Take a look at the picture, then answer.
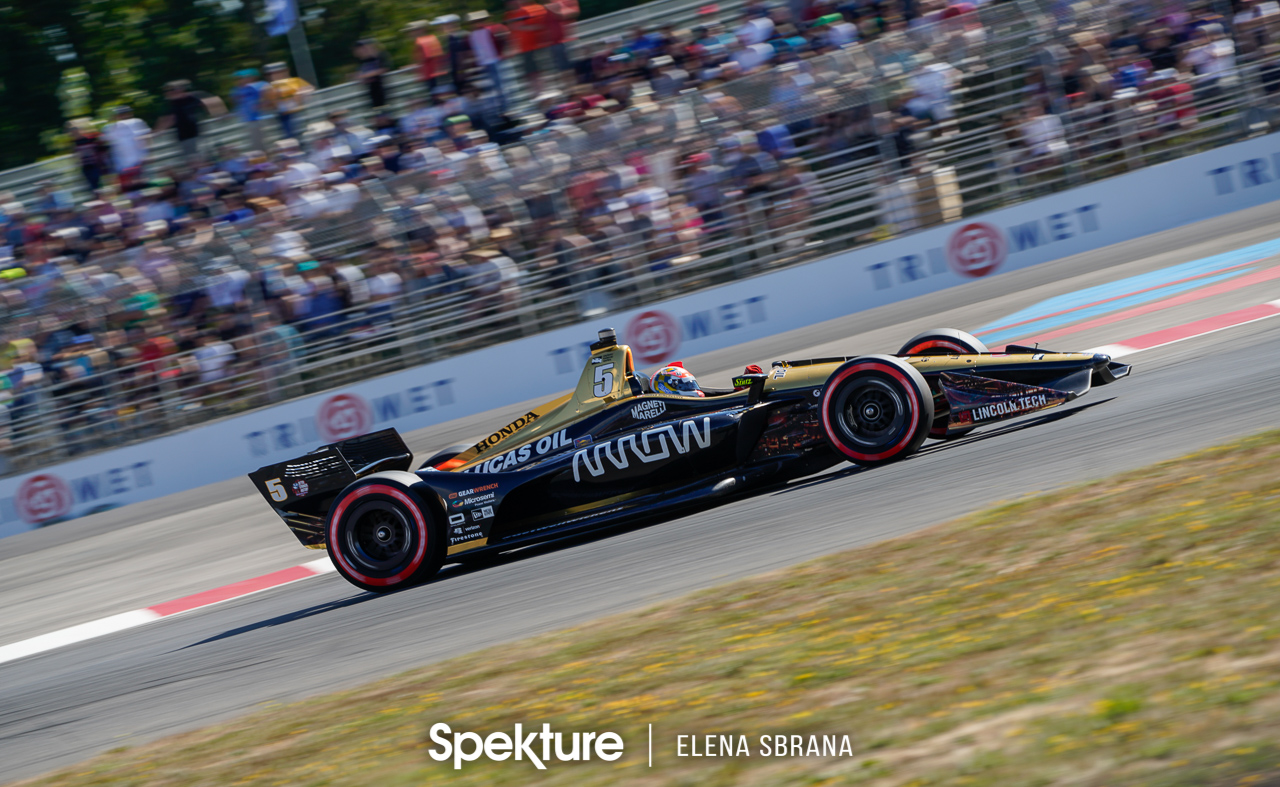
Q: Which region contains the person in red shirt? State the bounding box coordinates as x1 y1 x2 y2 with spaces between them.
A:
546 0 579 79
406 20 447 94
506 0 551 95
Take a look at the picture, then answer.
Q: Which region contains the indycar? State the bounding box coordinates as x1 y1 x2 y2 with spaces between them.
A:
251 327 1130 592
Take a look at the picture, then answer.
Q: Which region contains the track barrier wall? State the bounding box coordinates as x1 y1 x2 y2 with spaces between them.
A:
4 131 1280 538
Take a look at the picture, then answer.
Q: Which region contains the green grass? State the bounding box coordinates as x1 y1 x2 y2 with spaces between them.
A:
15 430 1280 787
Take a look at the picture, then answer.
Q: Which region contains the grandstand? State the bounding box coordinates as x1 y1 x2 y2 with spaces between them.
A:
0 0 753 205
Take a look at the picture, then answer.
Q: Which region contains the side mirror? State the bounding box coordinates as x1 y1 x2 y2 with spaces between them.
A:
731 373 768 405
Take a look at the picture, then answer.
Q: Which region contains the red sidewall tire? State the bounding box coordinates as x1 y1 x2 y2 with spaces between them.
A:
820 355 934 466
328 481 438 592
897 328 989 357
897 329 986 439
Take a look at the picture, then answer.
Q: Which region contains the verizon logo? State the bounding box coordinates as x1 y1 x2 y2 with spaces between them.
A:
572 417 712 482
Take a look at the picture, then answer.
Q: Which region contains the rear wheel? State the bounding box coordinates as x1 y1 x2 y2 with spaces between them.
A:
327 476 443 592
820 355 934 467
420 441 475 471
897 328 988 439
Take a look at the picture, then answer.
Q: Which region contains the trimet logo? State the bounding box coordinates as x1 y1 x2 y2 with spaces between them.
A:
626 310 681 364
946 222 1006 278
429 723 624 770
316 393 373 442
16 473 72 524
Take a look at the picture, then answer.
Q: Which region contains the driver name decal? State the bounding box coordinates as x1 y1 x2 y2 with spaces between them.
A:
572 417 712 482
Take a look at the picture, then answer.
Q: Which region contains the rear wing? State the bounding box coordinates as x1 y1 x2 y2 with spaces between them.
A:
248 429 413 547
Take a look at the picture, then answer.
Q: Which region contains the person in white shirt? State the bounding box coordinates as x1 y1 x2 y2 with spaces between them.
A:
401 98 446 142
103 106 150 190
193 334 235 387
828 20 859 47
467 11 508 111
333 263 370 305
368 264 404 300
1020 102 1068 167
909 58 961 122
734 15 774 45
206 263 251 309
732 42 774 73
1235 0 1280 51
1184 22 1236 97
877 168 919 233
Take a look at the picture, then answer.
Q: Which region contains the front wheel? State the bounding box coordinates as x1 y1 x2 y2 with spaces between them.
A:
897 327 989 357
897 328 988 439
820 355 934 467
327 475 443 593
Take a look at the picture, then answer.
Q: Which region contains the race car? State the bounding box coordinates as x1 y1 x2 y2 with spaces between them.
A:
250 327 1130 592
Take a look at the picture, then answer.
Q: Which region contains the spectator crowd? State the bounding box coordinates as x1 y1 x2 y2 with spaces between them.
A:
2 0 1276 472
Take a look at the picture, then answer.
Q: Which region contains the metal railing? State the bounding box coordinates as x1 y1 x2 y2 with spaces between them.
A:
6 46 1279 476
0 0 1140 205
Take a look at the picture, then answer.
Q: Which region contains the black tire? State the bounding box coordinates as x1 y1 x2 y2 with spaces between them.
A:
326 473 444 593
897 329 988 440
820 354 934 467
420 441 475 471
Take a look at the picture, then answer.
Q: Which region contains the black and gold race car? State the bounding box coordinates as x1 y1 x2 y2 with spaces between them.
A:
251 327 1130 592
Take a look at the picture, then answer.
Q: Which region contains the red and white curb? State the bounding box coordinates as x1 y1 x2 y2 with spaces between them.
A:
0 558 334 666
4 300 1280 669
1086 299 1280 359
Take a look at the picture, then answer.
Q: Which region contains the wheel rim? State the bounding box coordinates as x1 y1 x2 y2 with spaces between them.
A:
344 501 413 573
834 377 906 449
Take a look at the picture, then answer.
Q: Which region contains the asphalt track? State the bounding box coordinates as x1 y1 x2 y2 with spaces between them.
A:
4 203 1280 782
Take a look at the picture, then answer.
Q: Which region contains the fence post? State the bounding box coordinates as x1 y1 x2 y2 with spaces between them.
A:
33 382 69 462
1114 90 1144 172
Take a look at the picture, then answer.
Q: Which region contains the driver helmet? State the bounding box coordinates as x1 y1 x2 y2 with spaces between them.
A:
652 363 704 397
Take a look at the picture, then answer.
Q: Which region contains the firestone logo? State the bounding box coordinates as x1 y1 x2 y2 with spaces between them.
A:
16 473 73 524
627 310 681 364
316 393 373 442
947 222 1006 278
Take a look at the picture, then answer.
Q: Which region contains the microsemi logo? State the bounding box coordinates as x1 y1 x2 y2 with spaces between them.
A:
428 723 624 770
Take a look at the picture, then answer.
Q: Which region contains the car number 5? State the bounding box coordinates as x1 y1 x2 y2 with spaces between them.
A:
593 362 615 398
266 478 287 502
